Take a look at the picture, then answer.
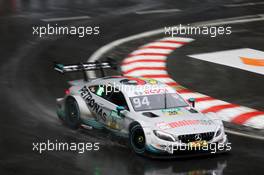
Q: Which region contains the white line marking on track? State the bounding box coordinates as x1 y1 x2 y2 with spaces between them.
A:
224 2 264 8
244 115 264 129
41 16 91 22
142 42 183 48
179 93 207 99
188 48 264 75
122 62 166 71
195 100 228 111
149 77 176 83
123 55 167 63
160 37 194 42
194 14 264 26
217 107 255 122
232 29 249 33
131 48 173 55
135 9 181 15
225 129 264 140
124 70 168 76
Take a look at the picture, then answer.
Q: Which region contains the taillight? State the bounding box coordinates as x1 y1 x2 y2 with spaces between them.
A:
65 89 70 95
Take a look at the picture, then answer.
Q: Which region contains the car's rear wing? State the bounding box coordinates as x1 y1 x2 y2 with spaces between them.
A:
54 58 117 81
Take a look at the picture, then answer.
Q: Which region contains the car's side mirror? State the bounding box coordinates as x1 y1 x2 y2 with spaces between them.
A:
188 98 196 108
116 106 125 116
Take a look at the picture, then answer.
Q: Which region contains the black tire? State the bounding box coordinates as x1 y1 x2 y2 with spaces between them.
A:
129 124 146 155
65 97 81 129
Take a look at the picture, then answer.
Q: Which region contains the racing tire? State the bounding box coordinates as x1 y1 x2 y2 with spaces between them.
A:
65 97 81 129
129 124 146 155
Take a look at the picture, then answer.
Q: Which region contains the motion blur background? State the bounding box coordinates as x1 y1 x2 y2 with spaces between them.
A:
0 0 264 175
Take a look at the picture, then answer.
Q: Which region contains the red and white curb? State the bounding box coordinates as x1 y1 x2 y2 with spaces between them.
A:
121 37 264 129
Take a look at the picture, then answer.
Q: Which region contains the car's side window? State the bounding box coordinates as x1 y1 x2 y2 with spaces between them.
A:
108 90 129 111
89 85 112 100
89 85 98 93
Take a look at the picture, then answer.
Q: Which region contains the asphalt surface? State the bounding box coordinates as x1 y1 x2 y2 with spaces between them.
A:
0 0 264 175
168 22 264 111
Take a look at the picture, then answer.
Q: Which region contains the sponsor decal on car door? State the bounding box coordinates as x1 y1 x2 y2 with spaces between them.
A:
79 85 108 123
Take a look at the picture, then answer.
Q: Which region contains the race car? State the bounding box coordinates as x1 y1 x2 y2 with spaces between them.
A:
54 60 230 156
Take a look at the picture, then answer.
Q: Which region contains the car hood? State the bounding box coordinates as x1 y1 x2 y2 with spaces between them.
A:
139 108 219 135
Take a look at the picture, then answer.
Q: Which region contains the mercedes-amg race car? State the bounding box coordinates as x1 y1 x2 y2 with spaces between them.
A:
54 61 230 157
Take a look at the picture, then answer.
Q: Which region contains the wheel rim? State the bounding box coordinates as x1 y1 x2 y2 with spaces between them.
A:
66 100 79 123
132 128 145 151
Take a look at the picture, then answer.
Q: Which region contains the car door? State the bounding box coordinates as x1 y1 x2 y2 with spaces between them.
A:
86 84 113 126
105 89 130 131
87 84 129 131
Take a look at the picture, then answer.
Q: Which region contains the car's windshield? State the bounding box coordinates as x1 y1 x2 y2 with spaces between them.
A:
130 93 188 111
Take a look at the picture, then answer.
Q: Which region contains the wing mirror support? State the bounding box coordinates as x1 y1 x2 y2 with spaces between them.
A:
188 98 196 108
116 106 125 116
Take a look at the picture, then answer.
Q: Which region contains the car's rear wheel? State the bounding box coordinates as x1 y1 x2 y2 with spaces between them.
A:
65 97 81 129
129 124 146 155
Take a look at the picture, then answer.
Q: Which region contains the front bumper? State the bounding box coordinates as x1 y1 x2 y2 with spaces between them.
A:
144 128 230 155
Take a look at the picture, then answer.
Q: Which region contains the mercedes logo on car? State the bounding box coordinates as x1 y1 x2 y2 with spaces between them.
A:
194 134 202 141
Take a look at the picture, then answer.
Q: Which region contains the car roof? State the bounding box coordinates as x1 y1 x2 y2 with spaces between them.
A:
88 76 177 97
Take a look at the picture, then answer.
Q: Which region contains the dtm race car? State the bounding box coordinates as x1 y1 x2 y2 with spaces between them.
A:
54 60 229 157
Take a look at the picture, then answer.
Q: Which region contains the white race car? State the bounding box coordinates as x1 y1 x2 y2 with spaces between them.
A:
54 61 230 157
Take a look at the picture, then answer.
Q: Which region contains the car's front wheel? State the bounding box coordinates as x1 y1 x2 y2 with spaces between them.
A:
65 97 81 129
129 124 146 155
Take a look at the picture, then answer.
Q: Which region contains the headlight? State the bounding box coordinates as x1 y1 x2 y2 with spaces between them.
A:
215 125 224 137
153 130 175 142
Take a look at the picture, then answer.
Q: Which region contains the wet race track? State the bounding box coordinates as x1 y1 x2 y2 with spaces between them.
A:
0 0 264 174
